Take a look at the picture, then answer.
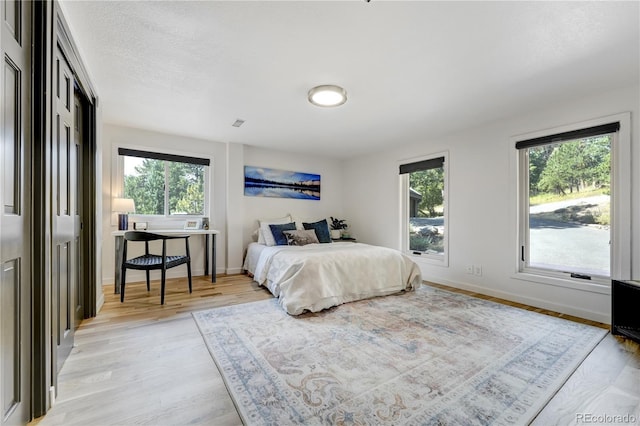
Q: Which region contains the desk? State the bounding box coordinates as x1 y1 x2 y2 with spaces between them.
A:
112 229 219 294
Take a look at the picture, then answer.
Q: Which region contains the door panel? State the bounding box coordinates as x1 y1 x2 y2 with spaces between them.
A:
51 47 77 378
0 0 31 424
3 60 18 215
1 260 19 419
73 93 83 326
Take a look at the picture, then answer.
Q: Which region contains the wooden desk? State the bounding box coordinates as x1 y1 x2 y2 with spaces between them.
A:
112 229 219 294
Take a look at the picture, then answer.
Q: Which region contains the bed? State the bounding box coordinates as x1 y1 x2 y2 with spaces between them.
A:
244 241 422 315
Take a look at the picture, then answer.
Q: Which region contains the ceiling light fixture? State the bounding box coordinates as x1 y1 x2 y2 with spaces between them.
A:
308 85 347 107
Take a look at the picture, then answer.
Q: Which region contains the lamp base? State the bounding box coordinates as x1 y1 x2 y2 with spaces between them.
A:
118 213 129 231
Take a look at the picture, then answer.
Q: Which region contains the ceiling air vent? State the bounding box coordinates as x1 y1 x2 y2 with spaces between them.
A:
232 119 245 128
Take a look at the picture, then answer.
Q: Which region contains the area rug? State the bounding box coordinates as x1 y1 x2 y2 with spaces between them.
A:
192 286 607 425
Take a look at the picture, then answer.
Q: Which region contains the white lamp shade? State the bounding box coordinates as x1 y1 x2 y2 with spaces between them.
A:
112 197 135 213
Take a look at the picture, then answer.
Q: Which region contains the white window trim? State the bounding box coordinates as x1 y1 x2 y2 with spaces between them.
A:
398 151 449 267
512 112 631 291
111 144 212 226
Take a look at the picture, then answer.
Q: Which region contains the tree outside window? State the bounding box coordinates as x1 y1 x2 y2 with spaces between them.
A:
519 127 615 279
409 167 444 254
400 155 447 259
123 155 206 216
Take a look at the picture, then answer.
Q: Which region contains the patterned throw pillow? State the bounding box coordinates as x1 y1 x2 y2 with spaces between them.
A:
302 219 331 243
269 222 297 246
283 229 320 246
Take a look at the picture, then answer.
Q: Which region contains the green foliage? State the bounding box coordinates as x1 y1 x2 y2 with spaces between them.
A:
410 234 444 253
409 167 444 217
168 162 205 214
123 157 205 216
529 188 607 206
530 136 610 197
330 217 347 230
528 144 554 194
526 135 611 227
124 158 165 215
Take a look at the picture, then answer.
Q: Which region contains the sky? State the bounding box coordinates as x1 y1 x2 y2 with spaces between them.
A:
244 166 320 184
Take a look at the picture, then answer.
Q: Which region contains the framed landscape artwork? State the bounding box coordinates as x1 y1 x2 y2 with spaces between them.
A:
244 166 321 200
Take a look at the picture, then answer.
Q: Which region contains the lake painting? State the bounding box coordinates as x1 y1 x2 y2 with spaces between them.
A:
244 166 321 200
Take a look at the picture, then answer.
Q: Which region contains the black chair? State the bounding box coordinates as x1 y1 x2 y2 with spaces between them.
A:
121 231 192 305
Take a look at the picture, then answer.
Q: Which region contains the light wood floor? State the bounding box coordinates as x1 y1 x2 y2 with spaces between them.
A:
30 275 639 426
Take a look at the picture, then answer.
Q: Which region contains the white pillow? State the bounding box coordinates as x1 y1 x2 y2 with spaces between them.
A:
258 215 292 246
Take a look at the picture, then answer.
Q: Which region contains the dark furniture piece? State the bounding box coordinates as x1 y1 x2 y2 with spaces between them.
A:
611 279 640 343
113 229 217 294
121 231 192 305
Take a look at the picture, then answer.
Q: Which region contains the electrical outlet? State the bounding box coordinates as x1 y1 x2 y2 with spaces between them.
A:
473 265 482 276
465 264 474 274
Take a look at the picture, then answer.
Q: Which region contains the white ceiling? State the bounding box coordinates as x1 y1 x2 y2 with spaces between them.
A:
60 1 639 159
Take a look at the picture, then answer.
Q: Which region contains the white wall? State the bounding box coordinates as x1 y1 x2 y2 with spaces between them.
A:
101 124 228 285
240 145 345 252
100 86 636 323
100 126 345 283
342 85 639 324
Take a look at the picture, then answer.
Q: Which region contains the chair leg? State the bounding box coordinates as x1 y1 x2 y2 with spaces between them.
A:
161 267 166 305
146 270 150 291
187 261 192 294
120 267 127 303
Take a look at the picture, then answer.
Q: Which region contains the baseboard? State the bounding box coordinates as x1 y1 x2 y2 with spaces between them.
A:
226 267 243 275
428 277 611 325
96 291 105 313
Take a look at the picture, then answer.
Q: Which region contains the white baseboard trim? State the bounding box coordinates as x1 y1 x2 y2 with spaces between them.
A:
96 291 105 313
225 267 243 275
427 277 611 325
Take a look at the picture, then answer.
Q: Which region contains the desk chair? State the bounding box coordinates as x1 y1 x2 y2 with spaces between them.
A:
121 231 192 305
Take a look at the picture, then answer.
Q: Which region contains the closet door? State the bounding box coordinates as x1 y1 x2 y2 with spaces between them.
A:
51 46 79 378
0 1 31 424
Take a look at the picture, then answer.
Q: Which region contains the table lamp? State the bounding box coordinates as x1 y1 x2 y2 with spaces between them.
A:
113 197 135 230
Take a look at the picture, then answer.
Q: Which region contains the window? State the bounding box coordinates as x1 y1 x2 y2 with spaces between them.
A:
118 148 209 216
400 153 447 263
517 122 619 280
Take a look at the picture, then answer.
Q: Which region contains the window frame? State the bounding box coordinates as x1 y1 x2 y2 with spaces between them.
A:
514 113 631 291
112 145 212 222
399 151 449 267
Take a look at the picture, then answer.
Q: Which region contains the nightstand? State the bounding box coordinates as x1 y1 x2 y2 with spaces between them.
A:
332 237 357 242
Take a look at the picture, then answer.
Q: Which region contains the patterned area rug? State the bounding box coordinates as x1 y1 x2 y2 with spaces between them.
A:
193 286 606 425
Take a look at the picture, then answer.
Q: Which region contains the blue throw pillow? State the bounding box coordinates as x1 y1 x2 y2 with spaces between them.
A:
269 222 297 246
303 219 331 243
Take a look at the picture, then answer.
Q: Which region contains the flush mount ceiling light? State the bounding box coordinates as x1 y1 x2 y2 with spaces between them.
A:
308 85 347 107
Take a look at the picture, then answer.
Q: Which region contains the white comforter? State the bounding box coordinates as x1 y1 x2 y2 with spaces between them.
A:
252 242 422 315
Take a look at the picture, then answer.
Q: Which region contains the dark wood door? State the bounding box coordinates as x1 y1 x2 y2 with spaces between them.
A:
73 90 84 327
0 1 31 424
51 46 79 377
